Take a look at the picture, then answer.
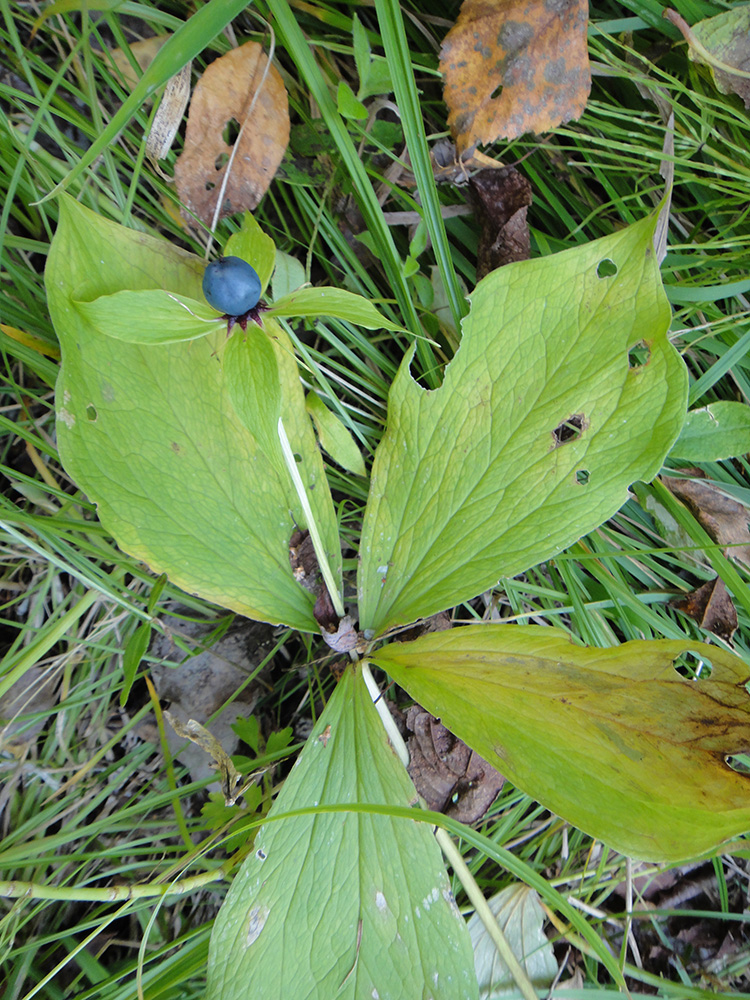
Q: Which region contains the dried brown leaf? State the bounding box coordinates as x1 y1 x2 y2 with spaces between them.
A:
440 0 591 151
468 165 532 277
175 42 289 227
672 576 738 642
406 705 504 823
664 475 750 568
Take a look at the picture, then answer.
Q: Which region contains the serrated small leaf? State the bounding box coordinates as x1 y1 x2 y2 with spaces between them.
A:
359 214 687 635
224 212 276 294
207 665 478 1000
337 79 368 120
372 625 750 861
671 401 750 462
306 391 366 476
267 286 403 330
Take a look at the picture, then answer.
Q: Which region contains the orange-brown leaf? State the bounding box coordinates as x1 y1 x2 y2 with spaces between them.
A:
440 0 591 151
175 42 289 227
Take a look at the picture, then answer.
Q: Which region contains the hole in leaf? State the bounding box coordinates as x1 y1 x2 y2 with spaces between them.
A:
552 413 586 447
215 152 229 171
223 117 241 146
205 181 215 191
293 453 303 464
597 258 618 278
725 753 750 776
673 650 713 681
575 469 589 485
86 404 97 421
628 340 651 369
490 84 503 101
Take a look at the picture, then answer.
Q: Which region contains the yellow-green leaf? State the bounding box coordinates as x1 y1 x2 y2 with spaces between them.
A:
371 625 750 861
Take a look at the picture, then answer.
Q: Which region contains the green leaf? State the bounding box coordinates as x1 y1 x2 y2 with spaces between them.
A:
224 326 283 476
371 625 750 862
121 622 151 706
306 391 367 476
271 250 306 300
207 664 478 1000
359 215 687 635
73 289 221 344
469 885 558 998
224 213 276 294
671 401 750 461
268 286 403 330
47 196 340 632
337 80 368 120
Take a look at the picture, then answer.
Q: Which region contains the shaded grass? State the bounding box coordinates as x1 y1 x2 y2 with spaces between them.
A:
2 0 750 996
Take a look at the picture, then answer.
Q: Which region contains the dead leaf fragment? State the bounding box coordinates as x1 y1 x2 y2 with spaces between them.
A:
664 475 750 568
406 705 504 822
165 712 243 804
665 7 750 109
440 0 591 151
175 42 289 226
672 576 738 643
468 165 532 278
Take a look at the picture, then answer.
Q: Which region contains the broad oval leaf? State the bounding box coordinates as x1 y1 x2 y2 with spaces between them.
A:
372 625 750 862
47 196 340 631
359 215 687 635
207 664 478 1000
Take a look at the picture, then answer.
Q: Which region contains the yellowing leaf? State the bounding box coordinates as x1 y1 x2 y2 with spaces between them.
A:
440 0 591 151
372 625 750 861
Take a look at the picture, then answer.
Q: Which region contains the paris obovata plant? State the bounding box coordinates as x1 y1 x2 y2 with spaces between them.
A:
47 196 750 1000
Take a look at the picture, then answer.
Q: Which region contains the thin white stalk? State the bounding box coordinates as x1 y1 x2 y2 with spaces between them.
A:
362 660 409 767
362 658 538 1000
276 416 344 618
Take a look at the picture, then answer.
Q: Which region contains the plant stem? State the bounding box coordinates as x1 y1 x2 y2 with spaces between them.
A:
276 416 344 618
362 660 409 767
435 828 541 1000
362 660 538 1000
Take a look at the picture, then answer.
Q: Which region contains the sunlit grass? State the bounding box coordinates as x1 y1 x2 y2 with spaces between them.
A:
2 0 750 996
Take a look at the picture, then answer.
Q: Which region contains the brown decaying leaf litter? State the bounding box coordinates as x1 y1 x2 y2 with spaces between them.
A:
440 0 592 150
175 41 290 227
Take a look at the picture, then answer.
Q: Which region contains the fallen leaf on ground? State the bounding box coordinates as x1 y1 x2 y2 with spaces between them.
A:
664 475 750 568
469 885 558 997
175 42 289 226
665 7 750 109
406 706 504 822
440 0 591 151
671 576 738 642
468 165 532 278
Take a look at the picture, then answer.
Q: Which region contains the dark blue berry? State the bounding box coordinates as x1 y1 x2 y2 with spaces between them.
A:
202 256 261 317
